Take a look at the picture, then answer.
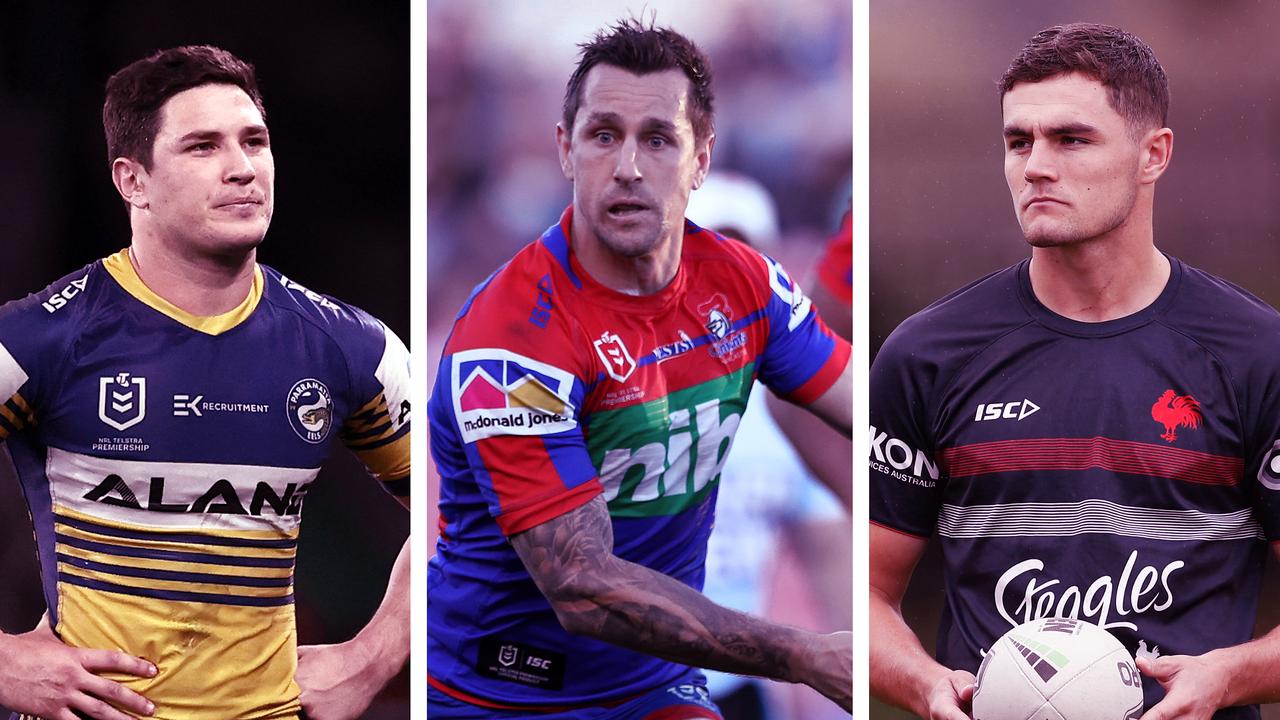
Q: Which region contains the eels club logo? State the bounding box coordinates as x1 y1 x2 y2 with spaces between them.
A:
287 378 333 444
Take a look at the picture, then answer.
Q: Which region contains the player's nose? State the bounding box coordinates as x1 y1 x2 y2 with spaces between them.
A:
1022 139 1057 183
612 137 642 183
224 146 257 185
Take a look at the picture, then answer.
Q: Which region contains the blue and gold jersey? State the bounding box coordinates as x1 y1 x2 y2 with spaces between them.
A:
0 250 410 719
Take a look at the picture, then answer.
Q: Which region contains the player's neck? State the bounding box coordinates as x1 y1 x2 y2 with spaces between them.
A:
571 226 682 296
127 236 257 317
1028 230 1169 323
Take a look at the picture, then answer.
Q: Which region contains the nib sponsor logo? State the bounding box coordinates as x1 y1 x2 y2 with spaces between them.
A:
452 349 577 443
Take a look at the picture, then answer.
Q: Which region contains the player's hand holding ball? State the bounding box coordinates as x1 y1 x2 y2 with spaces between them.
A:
926 668 977 720
1134 651 1229 720
972 617 1141 720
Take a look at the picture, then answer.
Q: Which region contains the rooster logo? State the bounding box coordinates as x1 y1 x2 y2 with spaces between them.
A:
1151 389 1202 443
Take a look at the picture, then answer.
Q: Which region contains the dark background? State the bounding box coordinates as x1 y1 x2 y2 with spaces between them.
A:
0 2 409 716
872 1 1280 718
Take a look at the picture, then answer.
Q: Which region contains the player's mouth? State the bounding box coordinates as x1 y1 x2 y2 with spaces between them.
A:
1024 196 1066 210
607 202 650 219
217 196 265 210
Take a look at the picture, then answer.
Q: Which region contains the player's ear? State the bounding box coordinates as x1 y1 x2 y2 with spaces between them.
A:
1137 127 1173 185
111 157 150 210
555 123 574 181
691 132 715 190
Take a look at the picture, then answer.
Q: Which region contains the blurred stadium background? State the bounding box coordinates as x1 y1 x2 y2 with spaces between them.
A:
427 0 851 717
0 2 408 716
873 1 1280 718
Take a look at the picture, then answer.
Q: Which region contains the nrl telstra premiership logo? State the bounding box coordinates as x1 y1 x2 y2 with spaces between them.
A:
593 331 636 382
99 372 146 431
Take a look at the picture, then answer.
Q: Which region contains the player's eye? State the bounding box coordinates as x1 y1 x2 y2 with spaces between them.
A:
1007 138 1030 151
594 131 615 144
245 137 269 150
647 135 667 149
188 142 216 153
1062 136 1088 145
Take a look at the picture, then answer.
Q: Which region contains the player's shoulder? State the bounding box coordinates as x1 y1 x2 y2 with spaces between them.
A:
259 263 393 353
445 228 580 357
0 258 108 340
1162 256 1280 361
879 261 1029 369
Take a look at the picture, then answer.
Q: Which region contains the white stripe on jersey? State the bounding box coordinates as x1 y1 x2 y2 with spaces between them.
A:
0 341 29 402
374 322 411 433
48 447 319 532
937 499 1264 542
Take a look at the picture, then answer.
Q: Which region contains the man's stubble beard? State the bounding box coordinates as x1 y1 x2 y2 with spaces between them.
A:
1021 187 1137 249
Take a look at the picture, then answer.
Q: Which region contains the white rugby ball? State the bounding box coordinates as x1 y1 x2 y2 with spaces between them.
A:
972 617 1143 720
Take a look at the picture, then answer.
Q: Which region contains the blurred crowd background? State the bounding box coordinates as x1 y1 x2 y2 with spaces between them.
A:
0 2 408 715
873 1 1280 718
427 0 851 717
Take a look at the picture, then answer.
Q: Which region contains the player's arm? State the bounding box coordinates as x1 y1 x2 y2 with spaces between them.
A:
0 617 157 720
510 495 852 711
1132 540 1280 720
767 356 853 505
870 523 975 719
297 536 409 720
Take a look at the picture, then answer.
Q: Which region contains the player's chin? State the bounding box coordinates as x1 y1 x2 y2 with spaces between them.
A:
1021 222 1083 248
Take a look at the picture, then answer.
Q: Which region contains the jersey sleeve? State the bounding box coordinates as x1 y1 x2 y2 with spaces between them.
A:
429 261 601 537
869 321 945 538
1239 350 1280 541
816 212 853 307
0 268 94 439
339 315 411 499
753 251 851 404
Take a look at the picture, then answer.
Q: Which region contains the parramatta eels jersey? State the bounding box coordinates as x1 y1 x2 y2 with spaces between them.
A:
870 256 1280 719
0 250 410 720
428 207 850 708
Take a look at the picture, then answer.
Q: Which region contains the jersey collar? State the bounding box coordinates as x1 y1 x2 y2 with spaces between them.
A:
102 248 264 335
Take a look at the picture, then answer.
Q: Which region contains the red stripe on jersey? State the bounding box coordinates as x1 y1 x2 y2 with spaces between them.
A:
787 334 850 405
642 707 722 720
477 435 602 535
937 436 1243 485
428 674 640 711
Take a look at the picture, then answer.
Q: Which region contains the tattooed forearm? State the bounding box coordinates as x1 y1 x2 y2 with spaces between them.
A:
510 496 816 683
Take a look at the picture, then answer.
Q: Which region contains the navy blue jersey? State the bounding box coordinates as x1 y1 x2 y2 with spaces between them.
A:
0 250 411 719
870 256 1280 719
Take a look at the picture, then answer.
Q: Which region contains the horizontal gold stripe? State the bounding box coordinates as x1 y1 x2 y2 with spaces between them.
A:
56 521 296 561
57 541 294 579
58 561 292 599
351 431 410 482
55 504 300 542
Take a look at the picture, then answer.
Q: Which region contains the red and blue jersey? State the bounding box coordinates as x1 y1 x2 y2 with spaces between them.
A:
428 207 849 708
870 256 1280 720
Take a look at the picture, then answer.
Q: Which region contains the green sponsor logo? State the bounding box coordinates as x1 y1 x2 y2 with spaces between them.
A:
587 366 752 517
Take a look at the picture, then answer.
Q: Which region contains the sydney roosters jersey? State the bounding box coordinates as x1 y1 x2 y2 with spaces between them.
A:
0 251 411 720
870 256 1280 719
428 207 849 707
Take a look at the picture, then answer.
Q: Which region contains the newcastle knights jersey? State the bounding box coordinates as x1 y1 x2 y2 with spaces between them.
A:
0 250 411 720
428 207 849 708
870 255 1280 719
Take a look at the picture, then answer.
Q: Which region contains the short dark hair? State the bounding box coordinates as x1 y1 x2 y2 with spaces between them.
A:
999 23 1168 132
563 17 715 142
103 45 266 169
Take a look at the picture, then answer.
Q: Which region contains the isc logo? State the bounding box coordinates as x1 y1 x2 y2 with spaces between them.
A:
974 398 1040 422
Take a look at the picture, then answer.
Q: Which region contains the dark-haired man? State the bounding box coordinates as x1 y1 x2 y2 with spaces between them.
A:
871 23 1280 720
428 19 853 719
0 45 409 720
